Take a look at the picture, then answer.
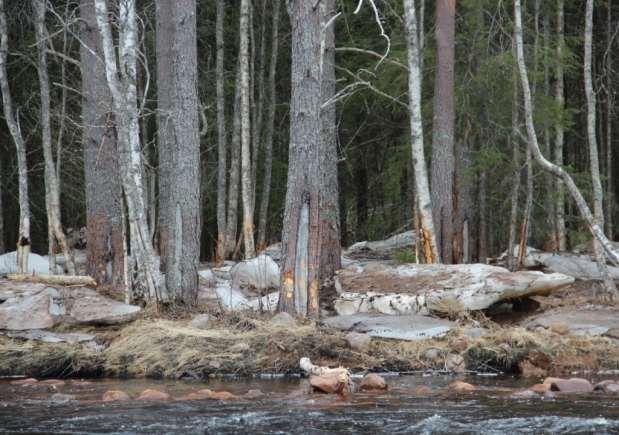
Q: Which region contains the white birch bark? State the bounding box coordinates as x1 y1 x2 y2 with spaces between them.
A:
32 0 75 275
0 0 30 273
404 0 440 263
94 0 165 302
513 0 619 276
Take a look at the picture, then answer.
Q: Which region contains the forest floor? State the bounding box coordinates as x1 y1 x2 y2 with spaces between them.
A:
2 279 619 381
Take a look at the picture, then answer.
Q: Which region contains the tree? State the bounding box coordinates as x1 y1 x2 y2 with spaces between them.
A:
94 0 164 302
240 0 255 259
278 0 331 317
554 0 567 250
155 0 201 303
79 0 124 287
583 0 616 293
0 0 30 273
404 0 440 263
215 0 227 264
32 0 75 275
430 0 456 263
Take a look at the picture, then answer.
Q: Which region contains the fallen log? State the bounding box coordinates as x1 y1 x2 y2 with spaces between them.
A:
334 262 574 316
7 274 97 287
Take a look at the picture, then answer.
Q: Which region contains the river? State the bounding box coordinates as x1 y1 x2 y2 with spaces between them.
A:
1 375 619 434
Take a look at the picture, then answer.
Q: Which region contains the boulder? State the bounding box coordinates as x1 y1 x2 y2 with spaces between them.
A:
525 307 619 337
447 381 475 393
208 390 238 401
310 374 349 395
271 312 296 328
244 389 265 399
182 389 213 400
334 262 574 316
230 254 279 293
60 286 141 325
102 390 131 402
0 251 61 275
4 330 95 344
0 287 60 330
345 332 371 351
595 381 619 393
190 314 210 330
359 373 387 391
345 231 415 260
322 313 454 341
544 377 593 394
137 389 170 401
50 393 76 404
197 269 217 287
445 354 466 373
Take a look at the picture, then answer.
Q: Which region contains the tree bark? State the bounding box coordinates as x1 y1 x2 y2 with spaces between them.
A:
156 0 201 303
554 0 567 251
32 0 75 276
225 66 242 257
257 0 281 251
404 0 440 264
240 0 255 259
214 0 227 264
430 0 455 263
79 0 124 289
507 66 521 272
584 0 616 294
606 0 614 237
513 0 619 276
0 0 30 273
278 0 329 317
95 0 165 303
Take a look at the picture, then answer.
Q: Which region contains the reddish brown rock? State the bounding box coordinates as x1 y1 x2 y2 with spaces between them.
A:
208 390 238 401
530 383 550 393
137 389 170 401
244 389 265 399
310 374 350 395
181 389 213 401
413 385 434 396
448 381 475 393
102 390 131 402
10 378 38 386
594 380 619 393
359 374 387 391
543 377 593 394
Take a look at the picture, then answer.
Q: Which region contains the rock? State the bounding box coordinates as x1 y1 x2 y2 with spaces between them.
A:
244 389 265 399
462 327 488 340
102 390 131 402
262 243 282 262
4 329 95 344
423 348 441 360
0 287 60 330
198 269 217 286
359 373 387 391
0 251 61 275
450 337 469 353
40 379 66 387
525 308 619 337
345 332 371 351
334 262 573 315
445 354 466 373
510 389 540 399
137 389 170 401
0 281 48 302
448 381 475 393
549 323 570 335
190 314 210 330
208 391 238 401
230 254 279 292
322 313 455 341
181 389 213 400
345 231 416 260
271 312 296 328
543 377 593 393
59 286 141 325
50 393 76 404
310 374 350 395
597 382 619 393
229 342 250 353
543 390 556 400
413 385 434 395
530 383 551 394
518 360 547 378
10 378 38 386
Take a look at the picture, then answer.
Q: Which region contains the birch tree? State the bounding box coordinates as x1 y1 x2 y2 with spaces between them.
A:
215 0 227 264
32 0 75 275
404 0 439 264
430 0 456 263
94 0 164 302
156 0 201 303
79 0 124 288
0 0 30 273
225 67 242 257
554 0 567 250
584 0 616 293
513 0 619 291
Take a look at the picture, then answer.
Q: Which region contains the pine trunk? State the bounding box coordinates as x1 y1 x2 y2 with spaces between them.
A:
215 0 227 264
554 0 567 250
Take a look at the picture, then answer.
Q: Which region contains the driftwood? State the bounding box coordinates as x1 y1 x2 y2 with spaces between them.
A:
7 274 97 287
300 357 352 395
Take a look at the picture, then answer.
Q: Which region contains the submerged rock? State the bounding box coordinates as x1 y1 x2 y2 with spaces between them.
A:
334 262 574 316
510 389 540 399
102 390 131 402
310 374 350 395
359 373 387 391
137 389 170 401
322 313 454 341
10 378 38 386
243 389 265 399
49 393 76 404
594 381 619 393
544 377 593 394
448 381 475 393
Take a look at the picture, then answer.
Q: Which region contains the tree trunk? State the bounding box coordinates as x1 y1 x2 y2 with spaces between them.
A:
404 0 440 264
513 0 619 276
554 0 567 251
156 0 201 303
0 0 30 273
256 0 281 251
95 0 165 303
584 0 616 294
478 169 488 261
319 0 342 285
32 0 75 276
215 0 227 265
252 0 267 215
606 0 614 237
79 0 124 288
278 0 327 317
430 0 455 264
240 0 255 259
0 155 4 254
507 67 521 271
225 67 242 257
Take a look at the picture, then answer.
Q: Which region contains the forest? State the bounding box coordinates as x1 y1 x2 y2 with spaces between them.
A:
4 0 619 431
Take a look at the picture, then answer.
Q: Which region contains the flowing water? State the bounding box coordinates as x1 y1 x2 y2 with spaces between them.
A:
1 375 619 434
